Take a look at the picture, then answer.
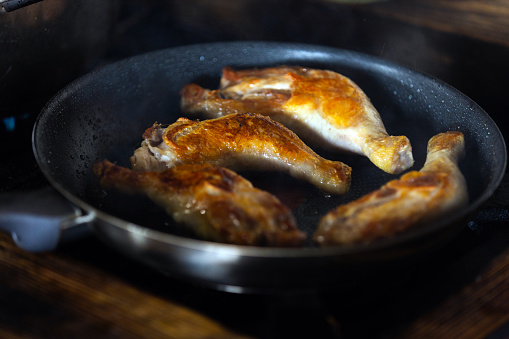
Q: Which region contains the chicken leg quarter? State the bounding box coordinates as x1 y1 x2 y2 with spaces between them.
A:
93 161 306 247
130 113 351 194
180 65 414 174
314 131 468 245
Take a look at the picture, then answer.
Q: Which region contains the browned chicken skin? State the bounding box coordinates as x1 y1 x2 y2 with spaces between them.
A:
314 131 468 245
130 113 351 194
180 65 414 174
93 160 306 247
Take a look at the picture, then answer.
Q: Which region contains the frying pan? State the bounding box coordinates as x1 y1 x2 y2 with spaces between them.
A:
1 42 506 293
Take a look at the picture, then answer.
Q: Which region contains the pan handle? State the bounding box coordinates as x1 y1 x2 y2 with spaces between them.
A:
0 186 92 252
0 0 43 12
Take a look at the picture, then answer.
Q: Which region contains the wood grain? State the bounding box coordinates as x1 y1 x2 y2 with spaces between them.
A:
0 233 251 339
394 245 509 338
170 0 509 47
356 0 509 47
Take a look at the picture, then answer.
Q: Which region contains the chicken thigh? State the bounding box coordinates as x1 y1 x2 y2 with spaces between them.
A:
130 113 351 194
93 160 306 247
180 65 414 174
314 131 468 245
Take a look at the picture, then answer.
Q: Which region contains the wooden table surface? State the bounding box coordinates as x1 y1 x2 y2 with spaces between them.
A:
1 0 509 338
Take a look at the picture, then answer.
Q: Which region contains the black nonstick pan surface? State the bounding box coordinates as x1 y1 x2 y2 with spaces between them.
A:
32 42 506 292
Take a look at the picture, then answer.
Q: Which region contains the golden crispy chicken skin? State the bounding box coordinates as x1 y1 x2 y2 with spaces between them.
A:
180 65 414 174
314 131 468 245
130 113 351 194
93 160 306 247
